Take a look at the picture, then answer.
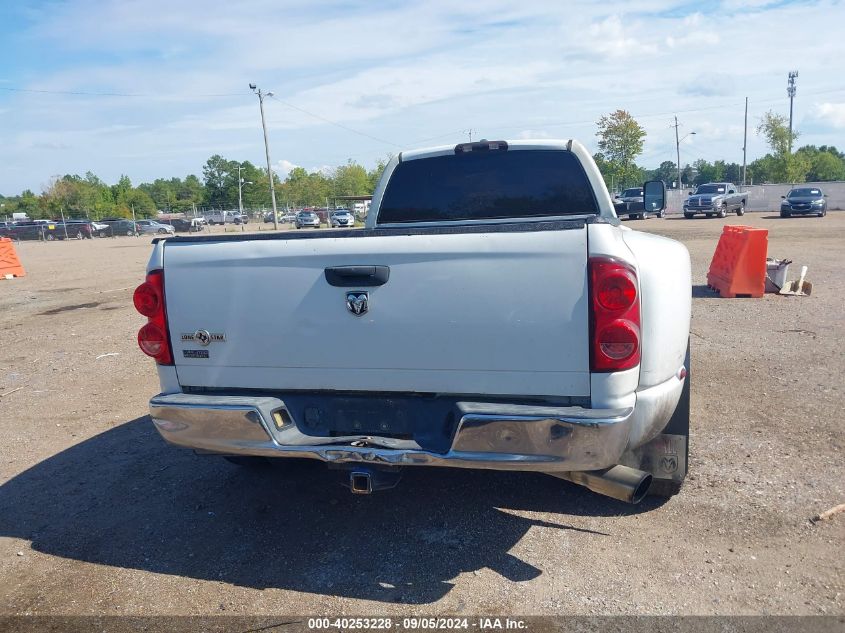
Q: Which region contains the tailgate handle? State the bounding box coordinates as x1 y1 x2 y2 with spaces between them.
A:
324 265 390 287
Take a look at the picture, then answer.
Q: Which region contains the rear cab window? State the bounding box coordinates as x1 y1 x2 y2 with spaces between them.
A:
377 149 599 224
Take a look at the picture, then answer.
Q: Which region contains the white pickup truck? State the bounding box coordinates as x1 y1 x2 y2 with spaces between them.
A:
136 140 691 504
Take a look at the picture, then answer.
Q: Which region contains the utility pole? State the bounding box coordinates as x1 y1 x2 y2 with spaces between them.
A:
674 116 681 191
237 165 244 218
673 116 696 191
742 97 748 189
250 84 279 230
467 129 473 142
787 71 798 153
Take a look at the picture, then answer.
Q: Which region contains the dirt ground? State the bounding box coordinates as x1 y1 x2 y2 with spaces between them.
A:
0 212 842 617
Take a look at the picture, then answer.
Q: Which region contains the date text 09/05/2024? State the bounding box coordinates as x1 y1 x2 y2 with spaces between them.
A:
307 617 528 630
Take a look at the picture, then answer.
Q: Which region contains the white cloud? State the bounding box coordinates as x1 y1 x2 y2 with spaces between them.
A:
811 102 845 129
273 159 299 179
720 0 779 11
586 14 659 58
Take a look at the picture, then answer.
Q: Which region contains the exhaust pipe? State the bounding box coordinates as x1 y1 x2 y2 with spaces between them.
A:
552 465 653 504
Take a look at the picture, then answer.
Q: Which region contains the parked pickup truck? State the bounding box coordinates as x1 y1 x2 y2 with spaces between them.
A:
204 210 247 225
613 186 664 220
683 182 747 218
136 139 692 504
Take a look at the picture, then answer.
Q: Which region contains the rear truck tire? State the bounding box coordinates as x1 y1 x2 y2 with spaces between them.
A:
46 233 56 241
736 201 745 216
223 456 270 468
684 212 693 219
781 211 790 218
717 204 727 218
656 210 664 218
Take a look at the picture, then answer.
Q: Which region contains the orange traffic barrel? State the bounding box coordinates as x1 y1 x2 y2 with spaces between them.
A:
0 237 26 278
706 225 767 298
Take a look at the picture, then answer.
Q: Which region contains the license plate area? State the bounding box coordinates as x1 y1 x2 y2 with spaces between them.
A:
305 398 414 437
282 393 453 448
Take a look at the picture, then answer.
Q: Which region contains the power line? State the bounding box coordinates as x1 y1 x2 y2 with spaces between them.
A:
265 93 403 149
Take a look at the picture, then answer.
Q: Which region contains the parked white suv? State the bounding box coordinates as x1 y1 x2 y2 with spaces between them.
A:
204 210 244 225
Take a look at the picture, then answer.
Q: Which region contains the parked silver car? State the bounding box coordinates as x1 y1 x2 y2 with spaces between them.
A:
294 211 320 229
135 220 175 235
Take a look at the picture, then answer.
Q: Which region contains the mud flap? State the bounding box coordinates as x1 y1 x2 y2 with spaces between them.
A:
624 340 691 497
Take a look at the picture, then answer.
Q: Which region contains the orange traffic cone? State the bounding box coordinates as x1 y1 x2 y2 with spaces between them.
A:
0 237 26 278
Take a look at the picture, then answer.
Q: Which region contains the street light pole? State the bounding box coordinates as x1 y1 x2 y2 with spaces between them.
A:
251 84 279 230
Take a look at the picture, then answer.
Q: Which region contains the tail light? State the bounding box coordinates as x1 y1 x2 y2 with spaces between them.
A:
589 257 640 372
133 269 173 365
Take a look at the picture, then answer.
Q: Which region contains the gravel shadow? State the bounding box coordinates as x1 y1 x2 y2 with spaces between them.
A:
0 416 662 604
692 284 722 298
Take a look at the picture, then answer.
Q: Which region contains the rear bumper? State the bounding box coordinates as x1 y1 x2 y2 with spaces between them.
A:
149 377 684 473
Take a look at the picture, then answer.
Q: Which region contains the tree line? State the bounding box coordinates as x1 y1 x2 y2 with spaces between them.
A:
2 110 843 220
0 156 387 220
593 109 845 189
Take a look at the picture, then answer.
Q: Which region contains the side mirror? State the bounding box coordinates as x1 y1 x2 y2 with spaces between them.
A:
781 195 786 199
688 191 692 196
643 180 666 212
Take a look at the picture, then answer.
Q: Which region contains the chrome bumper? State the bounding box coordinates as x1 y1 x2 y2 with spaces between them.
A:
149 394 642 472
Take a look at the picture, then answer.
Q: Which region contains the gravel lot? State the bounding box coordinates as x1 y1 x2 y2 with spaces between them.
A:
0 213 842 616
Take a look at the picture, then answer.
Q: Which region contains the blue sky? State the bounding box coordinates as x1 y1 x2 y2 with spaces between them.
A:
1 0 844 194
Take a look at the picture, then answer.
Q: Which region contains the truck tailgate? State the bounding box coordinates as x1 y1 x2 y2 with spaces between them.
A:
163 223 590 397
